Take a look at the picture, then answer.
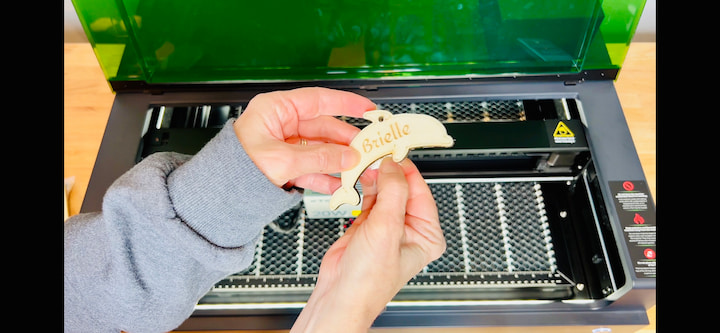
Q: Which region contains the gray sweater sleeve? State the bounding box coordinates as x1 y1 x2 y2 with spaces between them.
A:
64 120 303 333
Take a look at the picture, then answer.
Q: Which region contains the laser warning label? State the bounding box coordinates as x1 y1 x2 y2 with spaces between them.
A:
609 180 656 278
552 121 576 144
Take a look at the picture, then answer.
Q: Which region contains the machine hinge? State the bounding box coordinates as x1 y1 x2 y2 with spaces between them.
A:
563 78 585 86
359 85 379 91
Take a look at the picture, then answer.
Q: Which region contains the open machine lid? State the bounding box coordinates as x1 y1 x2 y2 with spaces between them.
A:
72 0 646 88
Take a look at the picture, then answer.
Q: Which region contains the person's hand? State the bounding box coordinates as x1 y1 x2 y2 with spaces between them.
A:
291 158 447 332
234 87 377 194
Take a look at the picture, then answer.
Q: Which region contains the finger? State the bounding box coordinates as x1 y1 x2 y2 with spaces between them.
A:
282 142 360 181
397 159 446 260
340 168 379 239
240 88 374 143
275 87 377 120
365 158 409 236
297 116 361 145
356 167 380 218
398 159 438 220
358 167 379 199
284 136 331 146
346 161 388 237
292 173 342 195
251 88 375 128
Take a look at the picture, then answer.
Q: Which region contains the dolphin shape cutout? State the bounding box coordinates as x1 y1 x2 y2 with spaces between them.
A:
329 110 454 210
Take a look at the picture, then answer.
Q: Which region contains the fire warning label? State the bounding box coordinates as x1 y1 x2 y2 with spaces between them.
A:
609 180 656 278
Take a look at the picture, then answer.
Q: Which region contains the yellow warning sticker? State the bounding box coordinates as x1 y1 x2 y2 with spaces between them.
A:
553 121 576 143
553 121 574 137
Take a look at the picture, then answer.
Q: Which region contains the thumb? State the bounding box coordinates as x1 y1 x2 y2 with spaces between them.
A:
365 158 409 236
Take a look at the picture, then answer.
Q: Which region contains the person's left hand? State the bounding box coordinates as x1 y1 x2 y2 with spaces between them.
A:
234 87 376 194
290 158 447 332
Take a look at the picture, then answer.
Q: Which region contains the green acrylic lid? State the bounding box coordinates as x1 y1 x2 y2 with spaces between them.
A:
72 0 646 87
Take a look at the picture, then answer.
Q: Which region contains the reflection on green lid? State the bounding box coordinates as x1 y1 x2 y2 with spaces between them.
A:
71 0 646 86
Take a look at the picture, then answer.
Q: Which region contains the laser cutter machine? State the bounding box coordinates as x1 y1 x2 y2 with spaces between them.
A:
72 0 656 330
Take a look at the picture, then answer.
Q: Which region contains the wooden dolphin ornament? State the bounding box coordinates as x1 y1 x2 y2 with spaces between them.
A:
329 110 455 210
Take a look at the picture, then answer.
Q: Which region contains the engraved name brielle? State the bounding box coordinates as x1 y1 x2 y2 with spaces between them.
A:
361 122 410 153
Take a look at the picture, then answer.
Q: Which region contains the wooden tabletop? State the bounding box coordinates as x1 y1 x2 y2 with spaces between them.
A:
63 42 656 332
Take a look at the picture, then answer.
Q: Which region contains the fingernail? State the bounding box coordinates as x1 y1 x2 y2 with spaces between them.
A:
341 148 360 170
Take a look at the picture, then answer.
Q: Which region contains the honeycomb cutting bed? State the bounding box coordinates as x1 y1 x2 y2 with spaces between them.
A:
208 179 572 298
340 100 526 126
143 99 580 302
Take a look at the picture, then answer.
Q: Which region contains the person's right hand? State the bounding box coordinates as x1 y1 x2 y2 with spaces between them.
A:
234 87 377 194
291 158 447 332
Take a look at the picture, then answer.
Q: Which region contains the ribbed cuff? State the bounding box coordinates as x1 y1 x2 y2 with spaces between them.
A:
168 120 302 248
